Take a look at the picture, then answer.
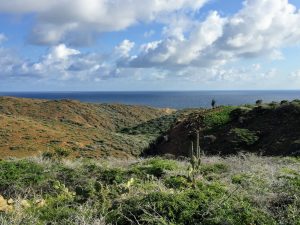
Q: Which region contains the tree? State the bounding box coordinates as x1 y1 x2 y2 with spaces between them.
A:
211 99 216 108
255 99 263 106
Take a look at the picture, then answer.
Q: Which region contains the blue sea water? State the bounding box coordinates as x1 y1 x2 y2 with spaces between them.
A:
0 91 299 109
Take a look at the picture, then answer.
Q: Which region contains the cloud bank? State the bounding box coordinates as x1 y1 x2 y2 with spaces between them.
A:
0 0 208 45
1 0 300 89
125 0 300 68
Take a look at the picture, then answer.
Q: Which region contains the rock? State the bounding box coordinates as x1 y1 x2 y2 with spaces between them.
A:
0 195 13 212
0 195 8 212
7 198 14 204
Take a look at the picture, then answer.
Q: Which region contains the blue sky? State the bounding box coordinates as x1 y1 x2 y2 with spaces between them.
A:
1 0 300 91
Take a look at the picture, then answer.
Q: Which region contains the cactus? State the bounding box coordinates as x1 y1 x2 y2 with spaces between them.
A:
188 130 202 186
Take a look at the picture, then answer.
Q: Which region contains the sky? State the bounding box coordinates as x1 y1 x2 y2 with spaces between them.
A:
1 0 300 91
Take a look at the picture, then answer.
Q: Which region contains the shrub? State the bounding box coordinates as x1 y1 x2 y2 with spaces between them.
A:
203 106 236 128
54 147 70 157
229 128 259 146
232 173 252 185
280 100 289 105
131 158 179 178
107 181 274 225
269 101 278 108
0 160 47 196
201 163 229 176
99 168 127 185
164 176 191 189
256 99 263 106
42 151 54 159
30 188 77 224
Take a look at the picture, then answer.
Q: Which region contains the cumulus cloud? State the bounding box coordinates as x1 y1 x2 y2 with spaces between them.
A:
124 0 300 69
0 0 208 45
1 0 300 88
0 41 133 82
115 40 135 57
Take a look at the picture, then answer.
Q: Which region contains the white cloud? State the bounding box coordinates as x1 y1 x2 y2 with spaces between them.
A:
48 44 80 60
269 49 285 60
0 0 209 45
290 70 300 78
115 40 135 57
1 0 300 89
124 0 300 69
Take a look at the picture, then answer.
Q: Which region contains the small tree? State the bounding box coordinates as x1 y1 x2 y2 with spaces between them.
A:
211 99 216 108
255 99 263 106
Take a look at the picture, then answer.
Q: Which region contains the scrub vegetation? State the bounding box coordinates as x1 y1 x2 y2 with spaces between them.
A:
1 97 300 224
0 154 299 225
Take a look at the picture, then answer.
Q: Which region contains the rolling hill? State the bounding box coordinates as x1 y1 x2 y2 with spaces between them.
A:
0 97 174 159
149 100 300 157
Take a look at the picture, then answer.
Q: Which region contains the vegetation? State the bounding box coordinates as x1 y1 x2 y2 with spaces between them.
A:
0 154 299 224
120 113 178 137
229 128 259 146
202 106 236 128
154 100 300 156
1 97 300 224
0 97 174 159
211 99 216 108
256 99 263 106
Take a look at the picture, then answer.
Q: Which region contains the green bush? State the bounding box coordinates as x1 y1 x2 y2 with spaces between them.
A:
203 106 236 128
229 128 259 146
0 160 47 195
120 114 177 136
99 168 127 185
201 163 229 176
164 176 191 189
232 173 252 185
31 188 77 224
107 181 274 225
131 158 179 178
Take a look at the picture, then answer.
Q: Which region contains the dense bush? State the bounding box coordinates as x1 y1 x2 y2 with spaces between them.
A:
203 106 236 128
131 158 179 178
0 160 48 196
229 128 259 146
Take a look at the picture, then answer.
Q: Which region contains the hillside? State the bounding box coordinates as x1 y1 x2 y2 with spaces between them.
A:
0 97 300 224
150 100 300 157
2 97 300 159
0 97 174 159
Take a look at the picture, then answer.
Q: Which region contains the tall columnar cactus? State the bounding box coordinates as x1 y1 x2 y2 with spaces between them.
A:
188 130 202 185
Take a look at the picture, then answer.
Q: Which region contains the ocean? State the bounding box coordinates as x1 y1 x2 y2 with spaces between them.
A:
0 91 299 109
